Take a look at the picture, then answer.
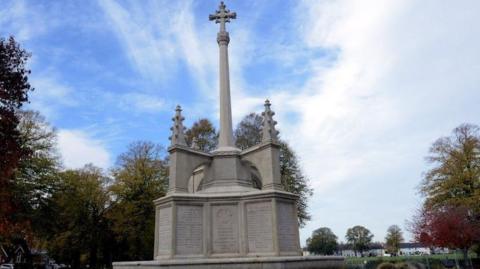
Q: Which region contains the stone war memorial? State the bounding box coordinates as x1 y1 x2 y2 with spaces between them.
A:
113 2 343 269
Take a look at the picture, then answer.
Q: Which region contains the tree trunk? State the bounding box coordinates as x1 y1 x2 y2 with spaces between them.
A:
453 249 460 269
89 242 98 269
71 251 80 269
462 248 471 269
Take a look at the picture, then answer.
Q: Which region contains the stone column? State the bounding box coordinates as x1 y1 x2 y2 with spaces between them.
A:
217 31 236 151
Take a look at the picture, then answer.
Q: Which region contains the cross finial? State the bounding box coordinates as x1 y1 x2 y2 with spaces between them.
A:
209 1 236 33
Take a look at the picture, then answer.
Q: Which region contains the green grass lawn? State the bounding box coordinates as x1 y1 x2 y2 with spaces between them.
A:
346 253 477 263
344 253 478 269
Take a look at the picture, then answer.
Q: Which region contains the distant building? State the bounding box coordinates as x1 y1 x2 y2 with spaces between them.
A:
0 240 32 265
336 243 385 257
398 242 431 256
335 242 449 257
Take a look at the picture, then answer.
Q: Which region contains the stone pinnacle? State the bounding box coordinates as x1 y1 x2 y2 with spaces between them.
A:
169 105 187 146
261 99 279 142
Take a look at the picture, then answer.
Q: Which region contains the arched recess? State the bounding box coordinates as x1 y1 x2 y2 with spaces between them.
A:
242 160 262 190
187 164 206 193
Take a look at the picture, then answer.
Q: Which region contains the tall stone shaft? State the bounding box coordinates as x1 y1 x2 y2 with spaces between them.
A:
210 1 237 151
218 33 234 149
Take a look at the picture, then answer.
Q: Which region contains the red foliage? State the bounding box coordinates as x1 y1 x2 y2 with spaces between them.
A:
411 205 480 250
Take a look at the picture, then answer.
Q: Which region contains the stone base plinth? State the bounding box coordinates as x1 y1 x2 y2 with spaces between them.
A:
153 190 303 259
113 256 344 269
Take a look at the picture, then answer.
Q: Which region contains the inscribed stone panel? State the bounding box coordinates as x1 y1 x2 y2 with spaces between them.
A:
212 205 239 254
158 207 172 255
175 205 203 255
277 202 299 252
246 202 273 253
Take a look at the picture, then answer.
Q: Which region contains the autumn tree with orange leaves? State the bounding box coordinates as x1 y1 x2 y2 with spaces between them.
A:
411 124 480 268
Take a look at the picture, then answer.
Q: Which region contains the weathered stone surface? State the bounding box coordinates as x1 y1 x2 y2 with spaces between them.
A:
277 202 299 252
175 205 203 255
158 207 172 255
152 190 304 259
246 202 274 253
211 205 239 254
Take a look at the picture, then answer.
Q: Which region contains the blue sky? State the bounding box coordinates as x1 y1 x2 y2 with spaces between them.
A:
1 0 480 246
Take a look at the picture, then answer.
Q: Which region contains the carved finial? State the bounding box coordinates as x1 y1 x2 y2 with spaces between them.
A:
169 105 187 146
261 99 279 142
191 137 200 150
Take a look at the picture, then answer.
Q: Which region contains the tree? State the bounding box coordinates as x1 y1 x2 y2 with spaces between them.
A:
410 205 479 269
185 119 218 152
421 124 480 213
279 141 313 227
384 225 404 255
108 141 168 261
345 225 373 256
0 36 33 238
234 113 262 150
306 227 338 255
13 111 60 223
418 123 480 260
46 165 111 269
234 113 313 227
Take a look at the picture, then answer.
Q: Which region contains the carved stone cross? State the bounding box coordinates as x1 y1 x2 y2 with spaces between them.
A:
209 1 236 33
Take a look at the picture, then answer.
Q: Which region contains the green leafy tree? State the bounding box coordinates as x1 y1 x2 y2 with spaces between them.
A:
345 225 373 256
384 225 403 255
306 227 338 255
13 111 60 227
0 36 33 237
0 110 61 263
234 113 313 227
185 119 218 152
46 165 111 269
108 141 168 261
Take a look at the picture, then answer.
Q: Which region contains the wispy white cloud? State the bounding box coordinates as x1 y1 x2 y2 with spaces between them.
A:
57 129 111 169
0 0 47 41
98 0 217 96
28 75 78 119
119 92 167 113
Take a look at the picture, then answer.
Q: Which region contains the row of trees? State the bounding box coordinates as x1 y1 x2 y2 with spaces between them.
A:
0 36 313 269
307 225 404 256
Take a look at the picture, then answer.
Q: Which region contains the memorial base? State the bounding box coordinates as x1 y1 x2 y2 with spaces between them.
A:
152 190 304 259
113 256 344 269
